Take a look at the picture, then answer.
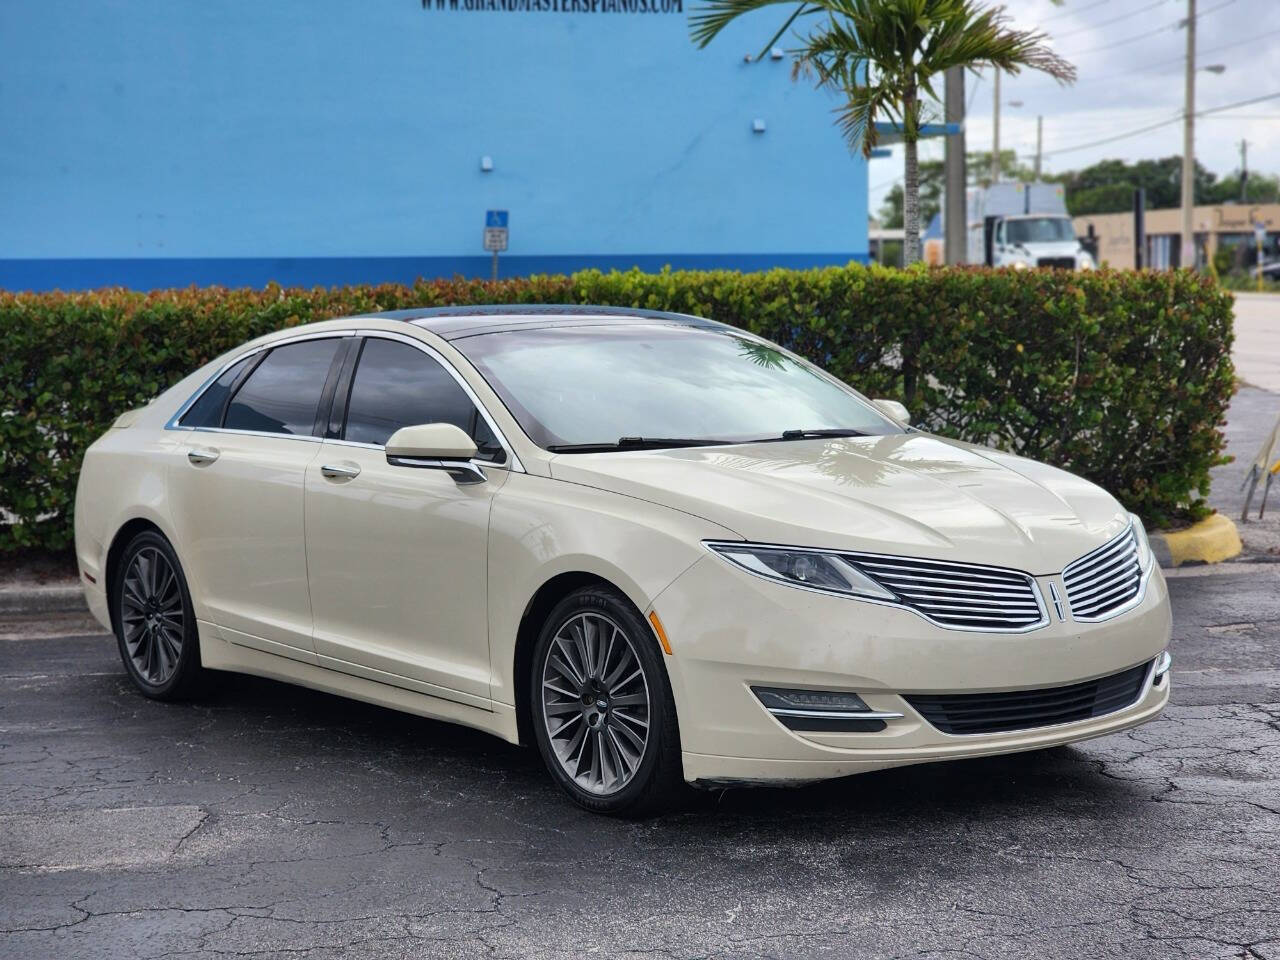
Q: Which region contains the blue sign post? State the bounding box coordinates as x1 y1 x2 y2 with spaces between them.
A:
484 210 509 281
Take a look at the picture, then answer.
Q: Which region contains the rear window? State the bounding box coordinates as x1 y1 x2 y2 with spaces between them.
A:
179 355 253 429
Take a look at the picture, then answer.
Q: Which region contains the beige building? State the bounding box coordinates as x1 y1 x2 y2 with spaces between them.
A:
1073 203 1280 270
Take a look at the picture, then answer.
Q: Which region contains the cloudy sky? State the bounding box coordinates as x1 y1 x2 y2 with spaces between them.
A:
868 0 1280 216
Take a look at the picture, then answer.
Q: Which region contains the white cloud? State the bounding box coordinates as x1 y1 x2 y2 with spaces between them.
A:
868 0 1280 216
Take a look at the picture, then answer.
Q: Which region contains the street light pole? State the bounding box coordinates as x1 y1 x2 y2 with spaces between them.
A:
991 69 1001 184
1180 0 1196 269
944 66 967 264
1034 115 1043 179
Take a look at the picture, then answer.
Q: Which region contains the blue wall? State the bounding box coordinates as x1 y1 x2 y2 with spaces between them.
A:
0 1 868 291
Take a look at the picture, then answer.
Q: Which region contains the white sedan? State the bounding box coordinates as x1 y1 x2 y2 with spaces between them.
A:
74 306 1172 815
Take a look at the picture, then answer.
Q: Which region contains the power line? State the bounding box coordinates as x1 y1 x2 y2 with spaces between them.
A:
1041 91 1280 157
1053 0 1171 40
1039 0 1111 25
1060 0 1237 56
1016 26 1280 90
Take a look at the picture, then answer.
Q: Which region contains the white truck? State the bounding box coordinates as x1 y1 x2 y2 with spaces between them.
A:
967 182 1095 271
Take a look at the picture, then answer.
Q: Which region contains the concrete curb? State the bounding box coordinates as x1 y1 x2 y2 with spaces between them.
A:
1151 514 1243 569
0 582 87 615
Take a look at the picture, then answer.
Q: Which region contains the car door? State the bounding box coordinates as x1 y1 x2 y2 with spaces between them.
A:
303 333 511 705
167 334 350 661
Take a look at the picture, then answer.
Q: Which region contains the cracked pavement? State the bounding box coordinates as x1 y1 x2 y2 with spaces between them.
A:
2 559 1277 959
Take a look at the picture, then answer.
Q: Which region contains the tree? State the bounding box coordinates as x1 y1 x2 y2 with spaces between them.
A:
1204 171 1280 206
690 0 1075 264
1050 156 1220 215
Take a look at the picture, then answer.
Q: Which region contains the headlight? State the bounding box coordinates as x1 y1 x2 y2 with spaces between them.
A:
1129 513 1153 571
1011 260 1031 270
1079 252 1095 270
706 543 897 601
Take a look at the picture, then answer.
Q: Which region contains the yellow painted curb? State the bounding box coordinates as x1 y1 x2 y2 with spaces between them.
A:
1151 514 1243 568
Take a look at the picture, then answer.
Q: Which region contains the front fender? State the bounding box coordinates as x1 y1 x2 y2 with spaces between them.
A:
486 472 737 707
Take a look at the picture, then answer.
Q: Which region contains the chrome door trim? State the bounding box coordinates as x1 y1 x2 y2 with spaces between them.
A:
186 447 220 465
319 462 362 480
165 330 357 431
163 327 524 473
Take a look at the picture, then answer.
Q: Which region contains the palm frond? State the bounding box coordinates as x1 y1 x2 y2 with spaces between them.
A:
690 0 810 49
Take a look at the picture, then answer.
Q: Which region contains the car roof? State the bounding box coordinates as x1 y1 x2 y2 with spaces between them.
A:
351 304 731 341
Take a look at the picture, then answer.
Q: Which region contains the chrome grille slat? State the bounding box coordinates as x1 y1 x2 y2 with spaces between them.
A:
856 565 1028 587
1062 526 1143 621
1065 545 1139 588
1068 566 1140 605
845 553 1046 632
859 569 1032 589
906 599 1044 611
1063 538 1134 581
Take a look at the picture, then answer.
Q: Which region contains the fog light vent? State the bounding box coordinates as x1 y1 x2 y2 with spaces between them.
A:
751 686 902 732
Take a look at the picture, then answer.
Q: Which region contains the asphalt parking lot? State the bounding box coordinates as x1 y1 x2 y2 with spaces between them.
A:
2 561 1279 960
4 380 1280 960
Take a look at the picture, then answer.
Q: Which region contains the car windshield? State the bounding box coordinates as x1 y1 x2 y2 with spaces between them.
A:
1006 217 1076 244
454 323 904 450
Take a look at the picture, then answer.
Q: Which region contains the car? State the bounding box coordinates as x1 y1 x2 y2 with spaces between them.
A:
74 305 1172 815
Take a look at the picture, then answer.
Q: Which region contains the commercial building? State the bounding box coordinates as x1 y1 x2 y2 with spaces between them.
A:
0 2 869 292
1073 203 1280 271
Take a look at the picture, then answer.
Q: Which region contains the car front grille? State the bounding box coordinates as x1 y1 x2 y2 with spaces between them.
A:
849 554 1046 632
1062 526 1143 621
1036 257 1076 269
904 661 1150 735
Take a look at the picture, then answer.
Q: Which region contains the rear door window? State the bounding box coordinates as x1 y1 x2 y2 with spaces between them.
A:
225 339 343 436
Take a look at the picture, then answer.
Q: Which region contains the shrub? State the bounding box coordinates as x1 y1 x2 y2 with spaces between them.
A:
0 264 1234 552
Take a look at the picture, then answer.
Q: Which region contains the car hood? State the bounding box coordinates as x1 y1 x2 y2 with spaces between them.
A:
548 433 1129 575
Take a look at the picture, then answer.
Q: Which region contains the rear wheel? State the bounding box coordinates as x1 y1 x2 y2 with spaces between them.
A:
112 530 205 700
530 586 684 816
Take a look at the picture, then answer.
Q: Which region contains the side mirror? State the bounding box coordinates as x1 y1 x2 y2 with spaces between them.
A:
385 423 485 484
873 399 911 425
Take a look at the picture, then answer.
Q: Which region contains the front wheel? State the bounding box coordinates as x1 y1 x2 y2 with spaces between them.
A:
112 530 206 700
530 586 684 816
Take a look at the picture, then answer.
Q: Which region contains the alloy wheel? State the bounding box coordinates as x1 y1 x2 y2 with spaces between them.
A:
540 612 651 795
119 546 185 686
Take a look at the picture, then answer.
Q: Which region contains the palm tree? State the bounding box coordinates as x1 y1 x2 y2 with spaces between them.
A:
690 0 1075 265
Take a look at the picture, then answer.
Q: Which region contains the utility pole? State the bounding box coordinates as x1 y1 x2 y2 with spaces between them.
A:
1034 115 1043 179
1180 0 1196 269
945 67 967 264
1240 139 1249 202
991 69 1001 184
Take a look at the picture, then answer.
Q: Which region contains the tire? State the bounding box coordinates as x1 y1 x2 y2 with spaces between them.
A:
111 530 206 701
530 585 685 816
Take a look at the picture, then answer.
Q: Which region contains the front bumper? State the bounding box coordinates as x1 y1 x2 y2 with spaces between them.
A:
650 554 1172 785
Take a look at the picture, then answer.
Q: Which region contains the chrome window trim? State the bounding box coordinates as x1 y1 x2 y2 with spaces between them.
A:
919 656 1160 738
165 328 523 473
165 330 357 431
703 540 1051 635
1061 522 1153 623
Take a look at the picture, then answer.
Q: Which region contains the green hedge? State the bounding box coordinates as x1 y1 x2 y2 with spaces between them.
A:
1 265 1234 552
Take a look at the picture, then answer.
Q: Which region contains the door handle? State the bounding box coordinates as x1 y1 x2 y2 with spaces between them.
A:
320 462 361 481
187 447 220 466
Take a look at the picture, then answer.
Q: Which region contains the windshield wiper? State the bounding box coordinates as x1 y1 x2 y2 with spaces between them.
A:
775 428 868 440
546 437 731 454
